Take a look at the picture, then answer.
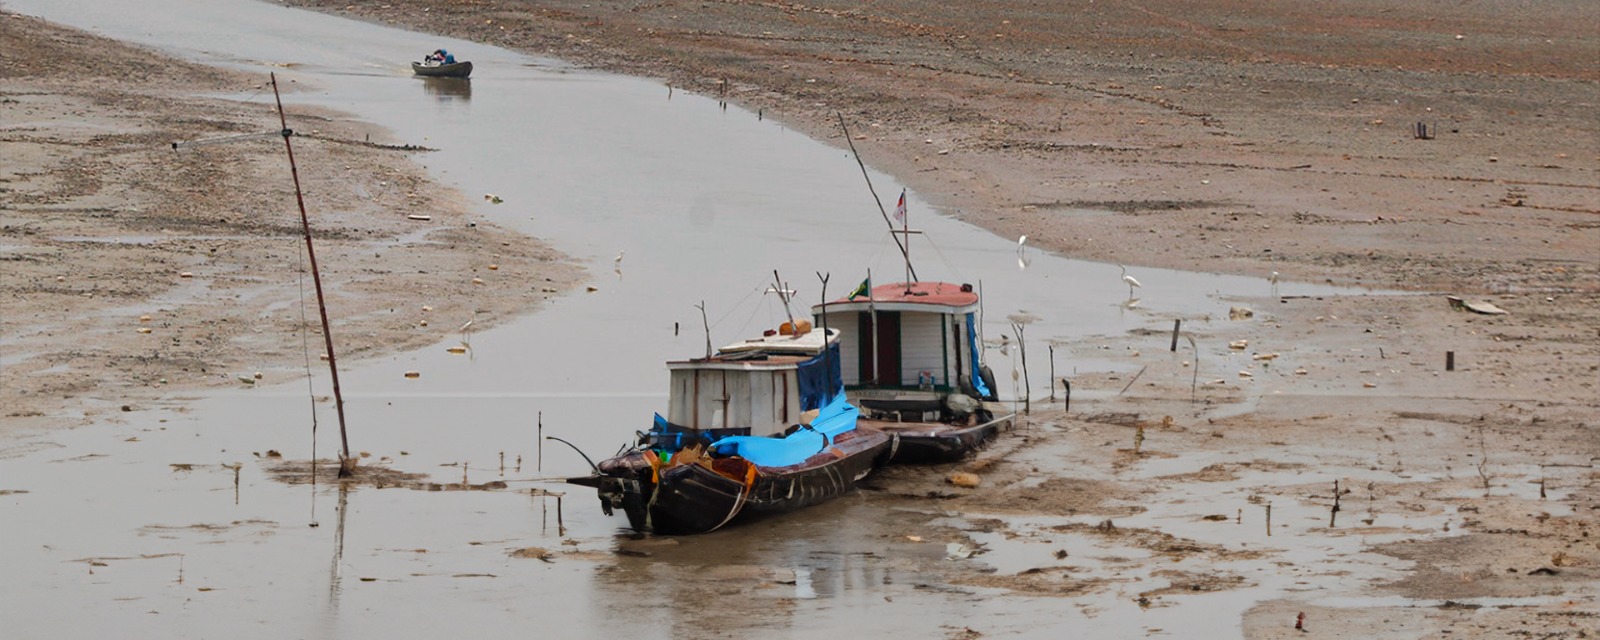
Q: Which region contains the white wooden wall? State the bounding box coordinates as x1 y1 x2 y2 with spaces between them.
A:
831 313 863 385
668 368 796 436
900 313 947 386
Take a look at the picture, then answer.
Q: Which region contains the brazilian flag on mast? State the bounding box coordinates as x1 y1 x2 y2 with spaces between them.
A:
847 276 871 300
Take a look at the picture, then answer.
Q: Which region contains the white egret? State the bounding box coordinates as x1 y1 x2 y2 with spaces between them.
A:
1119 265 1142 297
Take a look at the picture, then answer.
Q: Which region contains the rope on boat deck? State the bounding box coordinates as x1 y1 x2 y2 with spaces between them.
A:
643 473 661 533
703 463 759 534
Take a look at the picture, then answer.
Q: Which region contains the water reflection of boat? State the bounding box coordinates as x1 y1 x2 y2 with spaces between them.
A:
419 76 471 100
813 280 1013 464
566 321 893 535
411 60 472 78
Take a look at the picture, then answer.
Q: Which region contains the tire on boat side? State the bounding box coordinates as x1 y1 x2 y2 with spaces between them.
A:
978 365 999 401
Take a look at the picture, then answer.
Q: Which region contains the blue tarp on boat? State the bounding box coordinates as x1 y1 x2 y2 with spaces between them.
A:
795 341 842 412
965 312 991 398
707 391 859 468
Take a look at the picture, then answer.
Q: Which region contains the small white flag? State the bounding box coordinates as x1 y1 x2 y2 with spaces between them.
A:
893 189 907 223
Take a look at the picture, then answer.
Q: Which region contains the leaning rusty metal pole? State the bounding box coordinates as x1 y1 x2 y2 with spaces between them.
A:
271 73 354 477
836 112 917 283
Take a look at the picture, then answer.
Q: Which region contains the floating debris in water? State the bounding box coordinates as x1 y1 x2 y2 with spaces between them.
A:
510 547 554 562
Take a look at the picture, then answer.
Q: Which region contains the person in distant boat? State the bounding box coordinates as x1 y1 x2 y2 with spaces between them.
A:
426 48 456 65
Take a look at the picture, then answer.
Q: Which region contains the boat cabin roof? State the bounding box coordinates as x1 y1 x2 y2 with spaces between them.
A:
666 327 839 371
812 281 979 315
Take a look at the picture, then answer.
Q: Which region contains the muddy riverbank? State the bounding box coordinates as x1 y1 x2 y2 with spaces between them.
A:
1 12 583 433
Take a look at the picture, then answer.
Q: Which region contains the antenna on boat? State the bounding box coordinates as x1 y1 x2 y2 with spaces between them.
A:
543 436 599 471
816 271 835 396
836 112 918 283
696 301 712 359
889 188 924 295
269 72 356 478
770 270 799 338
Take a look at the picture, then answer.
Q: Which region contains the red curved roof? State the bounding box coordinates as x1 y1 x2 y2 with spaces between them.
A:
814 280 979 312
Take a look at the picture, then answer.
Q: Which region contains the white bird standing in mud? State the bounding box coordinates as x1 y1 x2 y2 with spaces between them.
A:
1119 265 1142 298
1016 235 1030 270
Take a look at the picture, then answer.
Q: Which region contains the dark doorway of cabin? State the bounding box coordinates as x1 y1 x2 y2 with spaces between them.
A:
858 311 901 386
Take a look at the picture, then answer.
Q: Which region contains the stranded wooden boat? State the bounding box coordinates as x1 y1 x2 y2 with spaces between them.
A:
812 280 1014 464
566 325 893 535
411 60 473 78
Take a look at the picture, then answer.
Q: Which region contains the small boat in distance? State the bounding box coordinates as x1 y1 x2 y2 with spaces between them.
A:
566 317 893 535
412 60 473 78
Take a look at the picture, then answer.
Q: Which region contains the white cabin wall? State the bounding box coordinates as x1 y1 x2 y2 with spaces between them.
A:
748 370 779 436
667 370 696 427
698 370 725 430
667 368 799 435
900 313 946 386
724 371 751 431
831 313 862 385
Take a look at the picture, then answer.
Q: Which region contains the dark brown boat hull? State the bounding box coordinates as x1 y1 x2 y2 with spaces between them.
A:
568 428 893 535
875 413 1015 464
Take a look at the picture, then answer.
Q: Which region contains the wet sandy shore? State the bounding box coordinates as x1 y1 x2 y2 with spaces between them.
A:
1 12 583 432
3 3 1597 638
